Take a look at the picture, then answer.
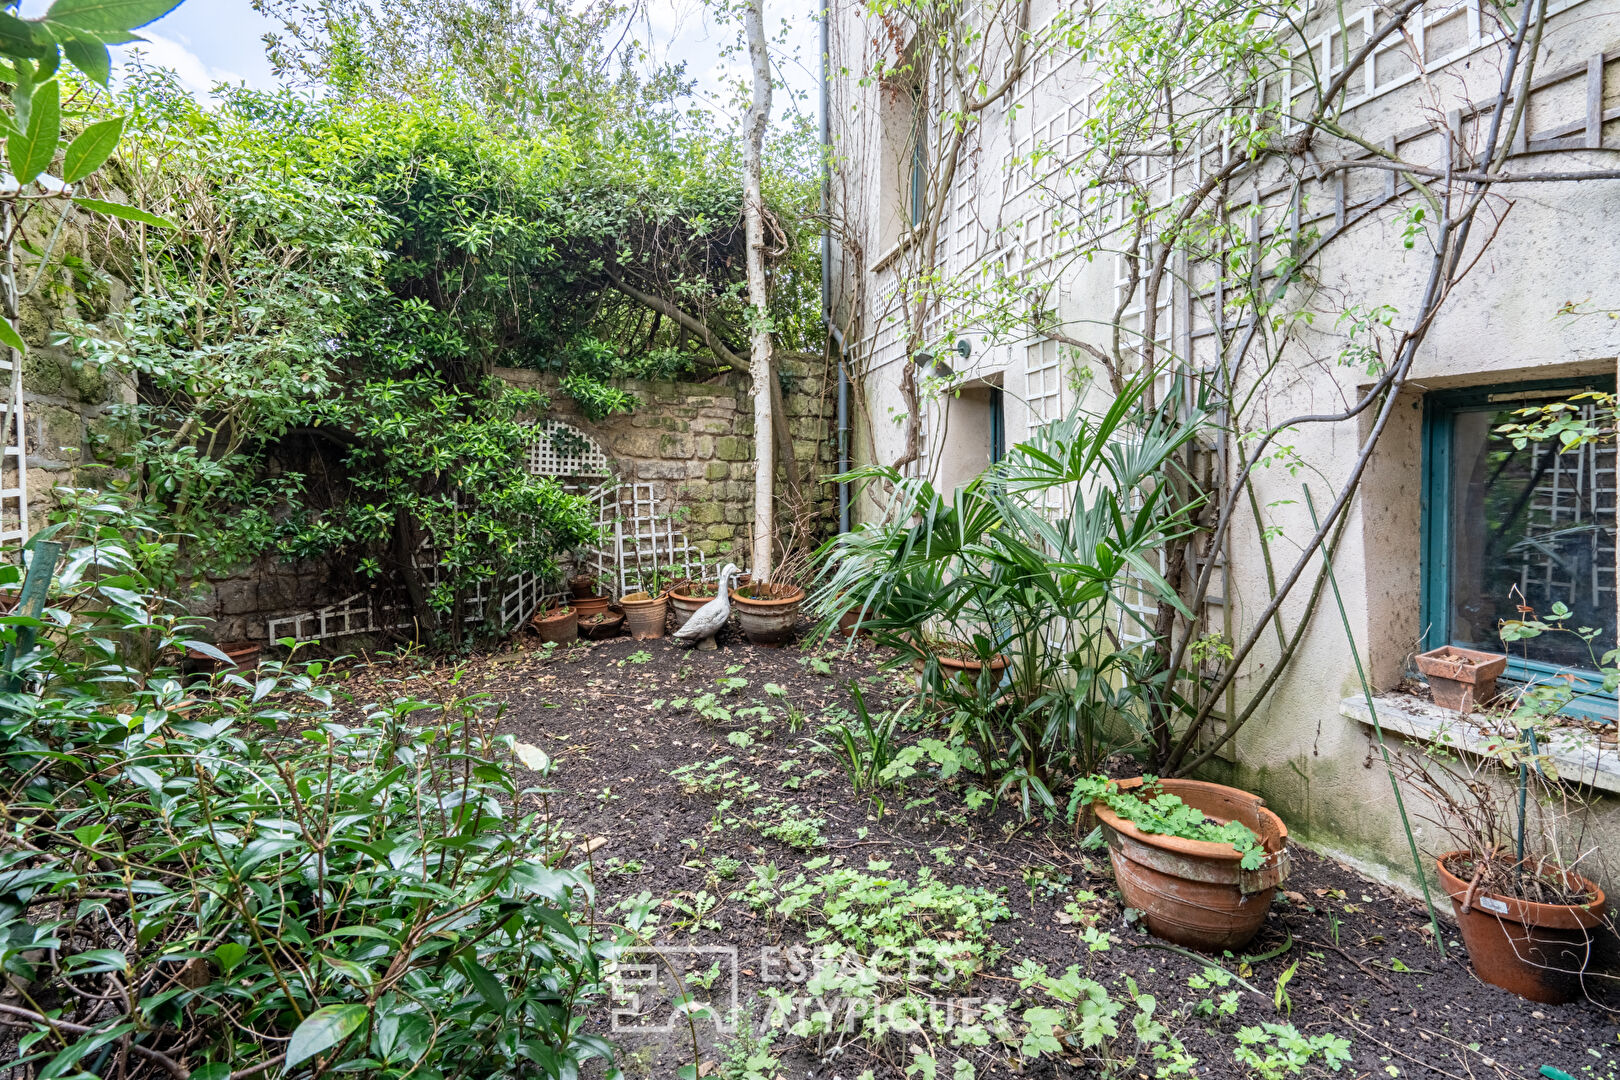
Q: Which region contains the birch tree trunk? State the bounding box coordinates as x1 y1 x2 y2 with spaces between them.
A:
742 0 774 581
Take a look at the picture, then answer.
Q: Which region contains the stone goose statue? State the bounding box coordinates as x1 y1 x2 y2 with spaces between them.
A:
671 563 740 650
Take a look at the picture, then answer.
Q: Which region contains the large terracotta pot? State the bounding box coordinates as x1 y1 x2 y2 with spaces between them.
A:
911 649 1011 685
578 610 625 640
1092 777 1291 950
568 573 598 600
669 582 719 631
532 605 578 645
1436 851 1607 1003
572 594 611 619
730 583 804 647
620 592 669 640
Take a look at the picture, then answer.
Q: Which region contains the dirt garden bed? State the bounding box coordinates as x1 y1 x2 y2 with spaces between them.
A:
340 631 1620 1080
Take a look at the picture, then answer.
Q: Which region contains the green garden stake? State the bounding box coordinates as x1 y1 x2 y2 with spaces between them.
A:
1540 1067 1576 1080
1304 486 1446 957
2 539 62 691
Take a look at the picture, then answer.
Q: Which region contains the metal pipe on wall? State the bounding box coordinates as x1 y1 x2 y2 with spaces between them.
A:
820 0 852 533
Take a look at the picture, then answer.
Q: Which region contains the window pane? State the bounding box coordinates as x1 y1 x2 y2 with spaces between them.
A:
1448 403 1617 671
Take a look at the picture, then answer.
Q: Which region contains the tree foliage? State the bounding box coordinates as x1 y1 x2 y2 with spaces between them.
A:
66 30 818 637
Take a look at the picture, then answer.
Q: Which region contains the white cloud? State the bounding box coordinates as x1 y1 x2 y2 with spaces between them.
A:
113 32 255 99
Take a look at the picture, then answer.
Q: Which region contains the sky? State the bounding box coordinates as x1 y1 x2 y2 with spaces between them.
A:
16 0 819 124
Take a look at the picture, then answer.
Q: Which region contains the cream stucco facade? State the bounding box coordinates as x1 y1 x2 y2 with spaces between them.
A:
825 0 1620 894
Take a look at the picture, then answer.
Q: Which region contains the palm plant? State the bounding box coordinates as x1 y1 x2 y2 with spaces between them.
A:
810 375 1208 811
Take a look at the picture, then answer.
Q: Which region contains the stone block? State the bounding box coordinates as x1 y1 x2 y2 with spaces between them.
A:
707 524 736 541
691 417 730 434
21 350 64 396
689 501 724 524
612 431 664 458
730 463 752 481
705 461 730 481
658 432 696 458
725 503 748 525
214 578 259 616
638 460 688 480
695 435 715 459
72 359 109 404
715 436 750 462
722 480 752 501
28 405 83 461
694 540 719 555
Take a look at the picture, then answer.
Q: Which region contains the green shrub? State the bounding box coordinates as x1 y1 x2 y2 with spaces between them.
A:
0 526 618 1079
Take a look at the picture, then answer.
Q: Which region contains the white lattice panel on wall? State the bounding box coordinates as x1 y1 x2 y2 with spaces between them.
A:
527 418 610 480
1024 338 1062 426
0 353 26 548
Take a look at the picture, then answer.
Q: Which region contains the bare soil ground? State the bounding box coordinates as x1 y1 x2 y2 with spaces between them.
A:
348 629 1620 1080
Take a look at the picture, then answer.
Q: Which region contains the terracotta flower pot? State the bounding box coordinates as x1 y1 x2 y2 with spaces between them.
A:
669 581 719 631
1091 777 1291 950
1436 851 1607 1003
568 574 598 600
730 583 804 647
532 605 578 645
186 640 262 674
911 647 1011 684
572 594 611 619
1416 645 1507 713
620 591 669 640
578 610 626 640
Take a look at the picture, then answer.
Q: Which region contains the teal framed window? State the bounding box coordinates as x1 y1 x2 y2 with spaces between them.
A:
1419 375 1618 719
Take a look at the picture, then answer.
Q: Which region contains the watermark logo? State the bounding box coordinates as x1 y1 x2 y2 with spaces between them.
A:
608 945 740 1034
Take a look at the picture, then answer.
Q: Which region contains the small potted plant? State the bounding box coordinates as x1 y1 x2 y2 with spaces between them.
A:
1075 775 1291 950
577 609 626 639
1405 605 1617 1002
1416 644 1508 713
908 631 1010 685
620 567 671 640
531 601 578 645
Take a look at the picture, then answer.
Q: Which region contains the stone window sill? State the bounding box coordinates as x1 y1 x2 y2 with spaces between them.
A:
1339 693 1620 796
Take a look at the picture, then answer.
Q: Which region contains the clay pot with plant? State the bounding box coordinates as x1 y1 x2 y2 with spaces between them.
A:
1398 607 1616 1001
531 603 578 645
578 609 625 640
1416 645 1507 713
669 579 718 631
1076 776 1291 950
567 572 597 599
730 581 804 647
621 568 672 640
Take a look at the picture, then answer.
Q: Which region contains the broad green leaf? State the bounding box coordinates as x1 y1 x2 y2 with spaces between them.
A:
43 0 182 33
459 956 507 1012
284 1003 368 1071
213 942 248 973
0 316 26 356
71 196 176 228
0 11 49 58
63 948 127 973
53 27 109 85
7 77 58 184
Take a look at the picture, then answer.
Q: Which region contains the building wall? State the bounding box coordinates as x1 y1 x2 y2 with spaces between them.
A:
828 0 1620 892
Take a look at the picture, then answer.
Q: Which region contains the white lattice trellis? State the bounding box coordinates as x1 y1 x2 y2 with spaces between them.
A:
268 419 725 644
0 349 26 548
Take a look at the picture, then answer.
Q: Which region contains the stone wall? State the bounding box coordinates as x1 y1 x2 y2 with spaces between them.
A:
499 358 838 568
188 359 837 645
